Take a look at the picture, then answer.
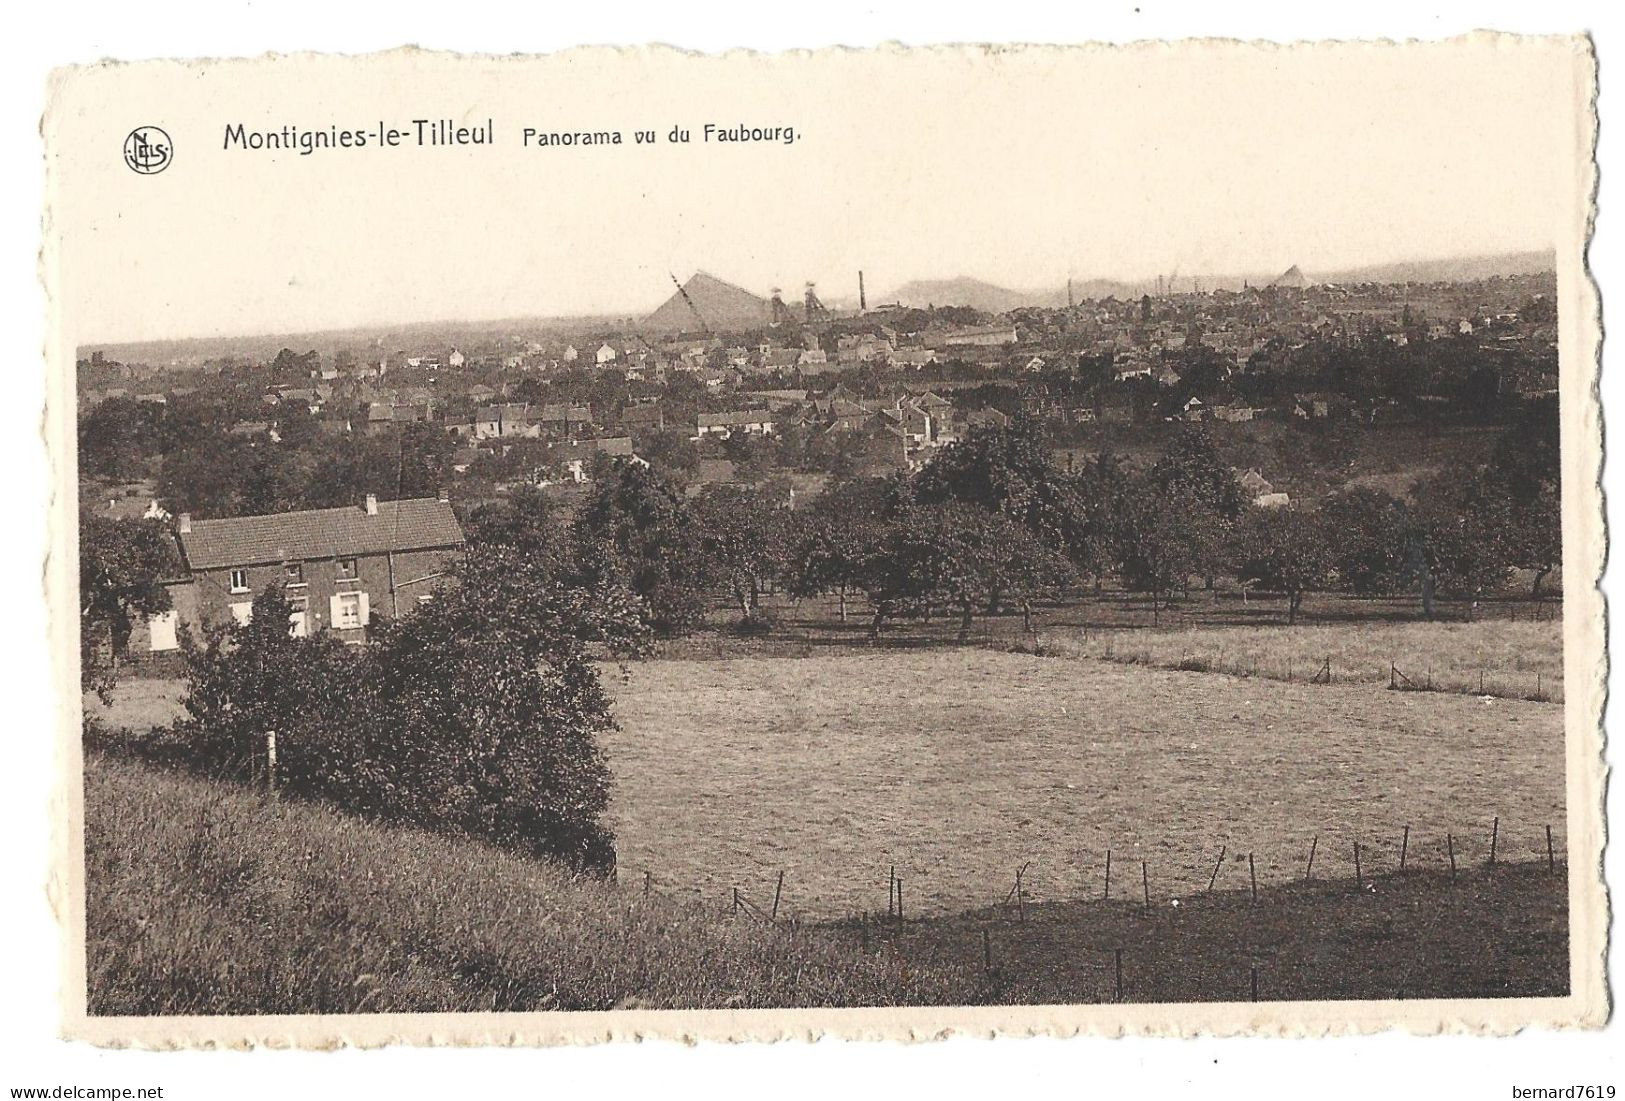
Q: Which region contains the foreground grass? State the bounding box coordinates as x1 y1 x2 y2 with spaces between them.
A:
85 754 988 1015
87 753 1568 1012
1033 618 1565 702
868 861 1568 1003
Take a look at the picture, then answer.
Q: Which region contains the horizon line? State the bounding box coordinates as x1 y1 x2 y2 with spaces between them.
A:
78 245 1559 354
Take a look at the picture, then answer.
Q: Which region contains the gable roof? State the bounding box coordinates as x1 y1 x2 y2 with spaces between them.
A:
178 498 465 570
698 408 774 428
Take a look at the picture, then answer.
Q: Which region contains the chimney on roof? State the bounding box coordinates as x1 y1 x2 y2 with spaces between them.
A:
177 513 191 534
437 485 449 503
364 493 378 516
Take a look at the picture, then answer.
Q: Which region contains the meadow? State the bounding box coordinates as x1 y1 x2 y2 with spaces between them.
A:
602 649 1565 920
85 753 986 1014
87 620 1569 924
1036 617 1565 701
85 752 1567 1012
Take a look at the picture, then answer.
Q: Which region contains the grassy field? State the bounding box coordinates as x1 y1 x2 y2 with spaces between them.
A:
602 650 1565 920
87 641 1568 926
1033 618 1565 702
864 862 1568 1004
86 753 1566 1011
85 753 986 1014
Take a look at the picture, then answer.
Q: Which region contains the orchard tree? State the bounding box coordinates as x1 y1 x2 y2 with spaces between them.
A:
913 419 1086 552
1070 450 1132 594
1317 488 1414 597
1488 396 1561 596
79 516 177 693
862 504 1072 641
691 484 793 621
574 460 709 635
1233 507 1335 625
1116 481 1209 622
786 486 888 623
1149 422 1246 520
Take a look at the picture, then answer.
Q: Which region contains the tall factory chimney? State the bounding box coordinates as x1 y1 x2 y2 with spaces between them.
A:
858 270 867 312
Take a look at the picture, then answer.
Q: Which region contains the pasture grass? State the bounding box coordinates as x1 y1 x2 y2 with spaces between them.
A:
603 650 1565 920
1031 617 1565 702
85 754 988 1015
868 861 1568 1003
86 752 1567 1012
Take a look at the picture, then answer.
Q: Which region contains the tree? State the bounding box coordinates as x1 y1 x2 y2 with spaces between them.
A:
1317 488 1414 597
1071 450 1133 593
462 487 652 656
1149 423 1246 520
174 587 360 776
1487 396 1561 596
173 571 619 873
786 486 888 623
861 504 1072 641
1233 507 1335 624
692 485 792 622
913 419 1085 552
1116 480 1209 622
574 461 709 635
79 516 177 694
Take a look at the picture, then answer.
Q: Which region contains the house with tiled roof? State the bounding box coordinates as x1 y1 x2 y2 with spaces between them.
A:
695 409 775 439
143 495 466 651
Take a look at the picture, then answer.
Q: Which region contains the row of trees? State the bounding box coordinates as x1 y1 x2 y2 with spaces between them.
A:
540 399 1558 639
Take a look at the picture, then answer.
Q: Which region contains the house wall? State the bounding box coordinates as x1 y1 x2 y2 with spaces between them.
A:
153 544 462 649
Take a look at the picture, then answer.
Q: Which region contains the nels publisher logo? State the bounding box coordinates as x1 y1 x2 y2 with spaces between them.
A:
123 126 172 175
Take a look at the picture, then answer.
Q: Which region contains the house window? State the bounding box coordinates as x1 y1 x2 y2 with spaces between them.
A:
333 592 364 630
228 568 249 593
336 556 358 580
284 561 305 587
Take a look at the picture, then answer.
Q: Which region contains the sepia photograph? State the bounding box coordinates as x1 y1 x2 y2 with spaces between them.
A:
40 34 1604 1047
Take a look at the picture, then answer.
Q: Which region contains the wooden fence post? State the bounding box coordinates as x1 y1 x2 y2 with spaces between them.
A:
265 730 278 796
733 886 740 914
1251 965 1260 1002
1353 841 1362 889
1249 853 1257 903
1141 861 1151 910
1103 849 1112 900
1208 845 1226 893
895 878 903 923
644 870 651 896
1305 835 1318 881
1490 817 1498 866
1547 825 1556 873
1400 825 1410 872
1447 833 1457 881
772 870 785 920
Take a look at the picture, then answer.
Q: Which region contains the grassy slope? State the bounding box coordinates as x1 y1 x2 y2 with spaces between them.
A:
85 754 986 1015
865 862 1569 1004
87 753 1567 1012
603 650 1565 920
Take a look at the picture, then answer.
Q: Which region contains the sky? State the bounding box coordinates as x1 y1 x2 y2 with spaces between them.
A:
49 37 1591 344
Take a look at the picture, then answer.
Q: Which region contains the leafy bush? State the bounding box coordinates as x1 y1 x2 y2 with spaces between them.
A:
167 571 617 873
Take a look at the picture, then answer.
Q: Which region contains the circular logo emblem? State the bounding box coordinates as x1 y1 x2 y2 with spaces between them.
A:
123 126 172 175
